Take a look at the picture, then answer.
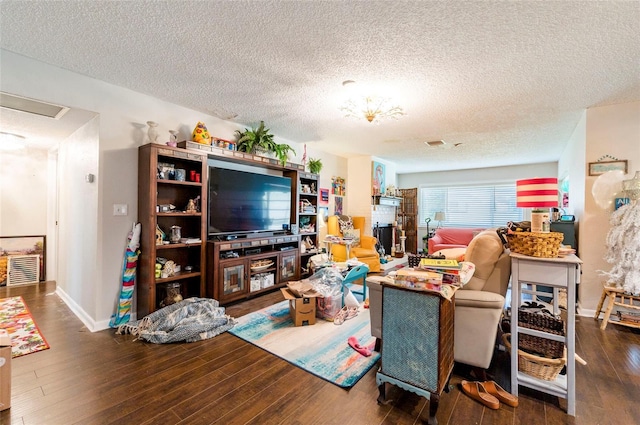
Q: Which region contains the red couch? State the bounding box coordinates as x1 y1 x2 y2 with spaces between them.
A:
428 227 485 254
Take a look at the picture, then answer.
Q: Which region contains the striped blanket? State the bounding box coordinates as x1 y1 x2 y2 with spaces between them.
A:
116 297 235 343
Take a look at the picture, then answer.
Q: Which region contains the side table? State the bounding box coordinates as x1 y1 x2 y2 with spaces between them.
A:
510 253 582 416
376 283 454 425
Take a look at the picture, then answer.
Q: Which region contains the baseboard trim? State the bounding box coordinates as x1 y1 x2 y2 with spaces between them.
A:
55 287 105 332
55 287 137 332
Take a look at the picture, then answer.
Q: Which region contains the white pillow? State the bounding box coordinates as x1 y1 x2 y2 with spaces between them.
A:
342 228 361 247
434 247 466 261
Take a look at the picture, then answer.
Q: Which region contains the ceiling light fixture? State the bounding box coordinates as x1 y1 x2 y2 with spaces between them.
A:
339 80 404 124
0 131 26 151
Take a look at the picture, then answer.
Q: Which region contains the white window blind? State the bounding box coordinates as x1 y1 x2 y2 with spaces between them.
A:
419 183 523 228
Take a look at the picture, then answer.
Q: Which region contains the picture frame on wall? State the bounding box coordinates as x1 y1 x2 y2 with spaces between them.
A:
319 206 329 223
320 188 329 204
372 161 385 195
588 160 628 176
334 196 343 215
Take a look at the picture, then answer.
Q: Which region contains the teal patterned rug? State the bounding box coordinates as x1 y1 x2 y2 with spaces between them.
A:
229 300 380 388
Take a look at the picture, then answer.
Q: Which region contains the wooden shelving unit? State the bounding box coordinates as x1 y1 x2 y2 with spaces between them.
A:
398 188 418 254
138 142 317 308
137 144 207 317
206 235 300 304
297 172 320 277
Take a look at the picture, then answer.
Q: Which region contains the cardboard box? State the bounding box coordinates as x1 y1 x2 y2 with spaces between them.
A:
0 329 11 411
281 288 317 326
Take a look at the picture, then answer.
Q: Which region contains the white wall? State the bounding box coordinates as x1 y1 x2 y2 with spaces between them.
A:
55 118 100 325
580 101 640 313
1 49 347 329
558 111 587 220
0 147 48 236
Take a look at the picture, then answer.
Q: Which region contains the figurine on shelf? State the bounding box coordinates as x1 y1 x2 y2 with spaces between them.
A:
155 224 166 245
167 130 178 147
186 199 197 213
161 260 176 279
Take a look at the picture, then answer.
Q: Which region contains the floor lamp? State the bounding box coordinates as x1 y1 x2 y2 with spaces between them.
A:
516 177 558 232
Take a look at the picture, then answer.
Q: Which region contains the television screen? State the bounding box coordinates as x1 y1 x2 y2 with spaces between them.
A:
208 167 292 236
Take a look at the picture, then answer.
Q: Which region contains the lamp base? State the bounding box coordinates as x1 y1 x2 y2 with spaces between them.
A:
531 210 551 233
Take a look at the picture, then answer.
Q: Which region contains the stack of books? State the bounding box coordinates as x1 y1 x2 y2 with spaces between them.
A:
417 258 463 285
393 268 443 292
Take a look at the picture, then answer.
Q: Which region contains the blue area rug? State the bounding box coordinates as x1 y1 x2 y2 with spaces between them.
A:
229 300 380 388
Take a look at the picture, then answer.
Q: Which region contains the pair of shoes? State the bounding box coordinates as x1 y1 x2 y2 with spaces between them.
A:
333 306 359 325
483 380 518 407
348 336 372 356
460 380 499 410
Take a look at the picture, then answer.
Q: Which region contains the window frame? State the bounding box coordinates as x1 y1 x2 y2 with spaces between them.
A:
418 180 524 229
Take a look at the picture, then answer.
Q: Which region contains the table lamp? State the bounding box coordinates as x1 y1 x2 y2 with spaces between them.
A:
434 211 446 228
516 177 558 232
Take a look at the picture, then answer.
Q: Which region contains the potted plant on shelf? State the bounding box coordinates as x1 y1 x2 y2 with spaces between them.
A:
308 158 323 174
274 143 296 166
234 121 276 155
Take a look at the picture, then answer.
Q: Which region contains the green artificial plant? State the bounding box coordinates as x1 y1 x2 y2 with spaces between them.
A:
274 143 296 166
234 121 276 154
308 158 323 174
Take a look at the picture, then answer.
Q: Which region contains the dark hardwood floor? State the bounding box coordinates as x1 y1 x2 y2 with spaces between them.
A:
1 281 639 425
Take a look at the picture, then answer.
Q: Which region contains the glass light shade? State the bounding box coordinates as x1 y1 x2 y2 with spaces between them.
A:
340 96 405 124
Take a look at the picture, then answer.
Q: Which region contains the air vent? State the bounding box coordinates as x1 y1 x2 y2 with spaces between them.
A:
7 254 41 286
0 92 69 119
425 140 446 147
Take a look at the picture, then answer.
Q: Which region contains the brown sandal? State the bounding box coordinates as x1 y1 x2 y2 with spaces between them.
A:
483 380 518 407
460 380 499 410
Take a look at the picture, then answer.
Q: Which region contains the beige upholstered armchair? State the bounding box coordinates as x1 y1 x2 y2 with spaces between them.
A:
452 229 510 369
368 229 510 371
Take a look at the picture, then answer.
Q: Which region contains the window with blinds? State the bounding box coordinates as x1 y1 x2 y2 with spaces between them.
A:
419 183 523 228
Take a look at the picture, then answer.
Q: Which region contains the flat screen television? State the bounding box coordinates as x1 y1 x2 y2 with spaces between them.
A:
208 167 292 237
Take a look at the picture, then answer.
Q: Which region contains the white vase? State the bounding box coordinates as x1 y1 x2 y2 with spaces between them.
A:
147 121 159 143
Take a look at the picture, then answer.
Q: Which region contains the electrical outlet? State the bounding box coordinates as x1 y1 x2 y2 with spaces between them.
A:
113 204 128 216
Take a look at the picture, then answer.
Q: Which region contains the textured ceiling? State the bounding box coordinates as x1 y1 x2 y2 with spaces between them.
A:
1 1 639 173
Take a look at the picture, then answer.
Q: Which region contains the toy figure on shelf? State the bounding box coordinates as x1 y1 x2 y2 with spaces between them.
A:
186 199 197 213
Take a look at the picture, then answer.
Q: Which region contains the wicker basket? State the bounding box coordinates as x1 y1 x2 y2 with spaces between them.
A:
507 231 564 258
503 334 566 381
518 309 565 358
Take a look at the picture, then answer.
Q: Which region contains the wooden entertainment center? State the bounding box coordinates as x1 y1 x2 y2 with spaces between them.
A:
137 143 319 314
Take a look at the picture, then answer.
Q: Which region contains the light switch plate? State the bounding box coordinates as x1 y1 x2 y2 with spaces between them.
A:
113 204 128 216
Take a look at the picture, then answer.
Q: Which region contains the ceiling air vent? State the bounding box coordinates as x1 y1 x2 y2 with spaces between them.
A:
425 140 446 147
0 92 69 119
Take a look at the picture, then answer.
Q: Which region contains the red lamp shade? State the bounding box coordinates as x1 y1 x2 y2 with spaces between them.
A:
516 178 558 208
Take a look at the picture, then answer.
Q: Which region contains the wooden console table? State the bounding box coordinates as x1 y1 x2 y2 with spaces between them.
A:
510 253 582 416
376 283 454 425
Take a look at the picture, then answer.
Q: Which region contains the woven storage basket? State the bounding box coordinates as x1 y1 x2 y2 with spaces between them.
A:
507 231 564 258
518 309 565 358
503 334 566 381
